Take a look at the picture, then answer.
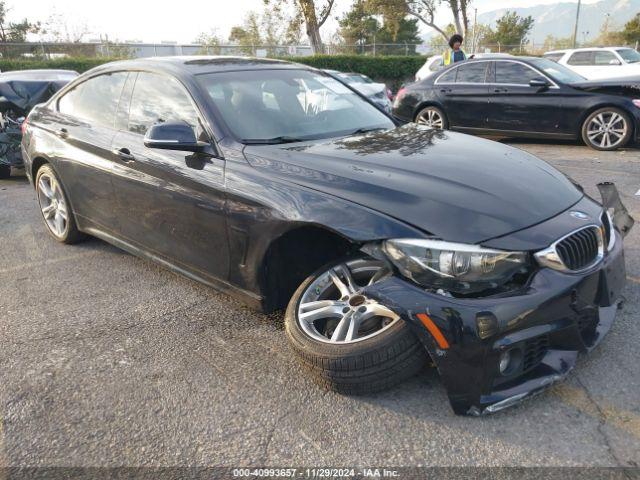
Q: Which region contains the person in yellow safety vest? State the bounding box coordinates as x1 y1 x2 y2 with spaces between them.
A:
442 34 467 66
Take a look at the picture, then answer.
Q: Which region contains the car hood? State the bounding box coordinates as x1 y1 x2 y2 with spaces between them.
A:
243 124 583 244
569 76 640 95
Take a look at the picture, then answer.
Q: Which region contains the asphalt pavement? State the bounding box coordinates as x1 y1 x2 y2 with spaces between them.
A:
1 140 639 469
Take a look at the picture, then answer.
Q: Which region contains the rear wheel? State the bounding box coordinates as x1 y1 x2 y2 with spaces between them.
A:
581 107 632 151
35 164 84 244
415 106 448 130
285 257 428 394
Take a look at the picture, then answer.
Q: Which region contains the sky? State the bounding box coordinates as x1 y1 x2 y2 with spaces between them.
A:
6 0 601 44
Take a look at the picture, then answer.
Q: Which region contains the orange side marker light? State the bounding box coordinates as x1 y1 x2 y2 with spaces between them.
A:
416 313 450 350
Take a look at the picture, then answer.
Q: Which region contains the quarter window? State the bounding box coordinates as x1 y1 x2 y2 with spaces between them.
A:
495 62 543 84
128 72 200 136
58 72 128 128
455 62 488 83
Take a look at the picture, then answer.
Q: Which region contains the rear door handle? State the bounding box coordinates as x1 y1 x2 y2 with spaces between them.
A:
440 88 452 93
56 128 68 139
112 147 135 163
493 88 508 93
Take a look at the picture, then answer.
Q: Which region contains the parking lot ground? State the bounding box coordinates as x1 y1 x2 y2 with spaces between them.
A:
1 140 639 468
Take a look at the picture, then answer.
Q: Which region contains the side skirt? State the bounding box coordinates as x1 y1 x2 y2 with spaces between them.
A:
81 224 266 312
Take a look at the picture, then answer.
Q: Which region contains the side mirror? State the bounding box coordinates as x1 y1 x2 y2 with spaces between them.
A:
529 78 551 90
144 121 206 152
609 59 622 66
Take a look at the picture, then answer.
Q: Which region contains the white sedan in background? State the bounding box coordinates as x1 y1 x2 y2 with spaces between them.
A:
544 47 640 79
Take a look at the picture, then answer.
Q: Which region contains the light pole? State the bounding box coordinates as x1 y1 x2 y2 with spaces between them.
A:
572 0 582 48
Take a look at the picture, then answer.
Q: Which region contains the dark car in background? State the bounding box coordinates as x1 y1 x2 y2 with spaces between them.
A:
0 69 78 178
21 56 632 415
393 57 640 151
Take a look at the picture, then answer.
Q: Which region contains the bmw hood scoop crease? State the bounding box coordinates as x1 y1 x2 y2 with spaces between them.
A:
244 124 583 244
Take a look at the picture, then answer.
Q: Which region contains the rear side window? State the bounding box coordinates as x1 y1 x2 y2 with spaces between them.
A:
455 62 488 83
58 72 128 128
495 62 542 84
568 51 594 65
128 72 200 135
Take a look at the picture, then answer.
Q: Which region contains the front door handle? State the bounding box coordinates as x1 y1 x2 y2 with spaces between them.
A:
493 88 508 93
56 128 68 139
112 147 135 163
440 88 452 93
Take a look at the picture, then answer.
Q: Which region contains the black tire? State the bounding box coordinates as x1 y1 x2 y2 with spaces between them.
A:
581 107 632 151
285 257 428 395
0 164 10 179
414 105 449 130
35 164 85 244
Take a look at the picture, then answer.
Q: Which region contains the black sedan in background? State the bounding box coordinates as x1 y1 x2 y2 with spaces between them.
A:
393 56 640 151
21 56 632 415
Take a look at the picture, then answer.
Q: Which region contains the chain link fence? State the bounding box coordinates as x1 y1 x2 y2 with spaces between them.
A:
0 40 638 60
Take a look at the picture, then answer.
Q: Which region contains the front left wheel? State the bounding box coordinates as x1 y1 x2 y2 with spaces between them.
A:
285 257 428 394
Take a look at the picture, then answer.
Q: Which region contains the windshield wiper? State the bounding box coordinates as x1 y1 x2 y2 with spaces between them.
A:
241 135 306 145
348 127 389 136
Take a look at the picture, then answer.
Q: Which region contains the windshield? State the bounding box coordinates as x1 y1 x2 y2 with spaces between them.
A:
616 48 640 64
529 58 586 83
197 69 394 143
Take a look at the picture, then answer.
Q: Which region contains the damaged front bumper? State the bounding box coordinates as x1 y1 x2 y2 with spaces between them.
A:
363 229 626 415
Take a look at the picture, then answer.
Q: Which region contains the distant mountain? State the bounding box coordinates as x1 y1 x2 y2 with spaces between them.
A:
477 0 640 43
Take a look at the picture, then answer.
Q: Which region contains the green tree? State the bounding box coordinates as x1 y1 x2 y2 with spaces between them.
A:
264 0 336 53
404 0 472 41
622 13 640 44
339 0 421 54
0 1 40 43
484 11 534 50
229 12 262 54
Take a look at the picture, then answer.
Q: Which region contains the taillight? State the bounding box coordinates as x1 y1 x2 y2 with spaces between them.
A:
21 117 28 135
395 87 407 103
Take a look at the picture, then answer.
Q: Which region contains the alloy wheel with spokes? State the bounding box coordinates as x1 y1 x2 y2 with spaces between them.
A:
582 108 631 151
285 257 427 395
35 164 84 243
297 259 399 344
415 106 447 130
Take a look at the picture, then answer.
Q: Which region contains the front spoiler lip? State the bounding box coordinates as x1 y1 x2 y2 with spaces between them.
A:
471 300 620 416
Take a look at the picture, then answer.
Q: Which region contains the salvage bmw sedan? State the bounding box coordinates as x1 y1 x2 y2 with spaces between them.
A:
21 57 633 415
393 56 640 151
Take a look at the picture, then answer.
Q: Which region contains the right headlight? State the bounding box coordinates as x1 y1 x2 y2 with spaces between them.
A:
383 239 530 294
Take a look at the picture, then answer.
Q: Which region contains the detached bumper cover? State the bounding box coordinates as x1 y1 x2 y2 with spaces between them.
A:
363 231 626 415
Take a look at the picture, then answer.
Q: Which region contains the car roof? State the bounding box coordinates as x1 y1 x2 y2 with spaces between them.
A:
545 47 633 55
92 56 307 76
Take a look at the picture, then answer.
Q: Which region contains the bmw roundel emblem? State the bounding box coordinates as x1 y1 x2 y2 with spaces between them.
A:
570 211 590 220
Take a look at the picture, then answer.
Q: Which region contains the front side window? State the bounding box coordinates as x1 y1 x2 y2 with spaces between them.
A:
594 51 617 65
197 69 394 143
568 51 594 65
529 58 585 83
58 72 128 128
495 62 542 84
455 62 488 83
128 72 200 136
